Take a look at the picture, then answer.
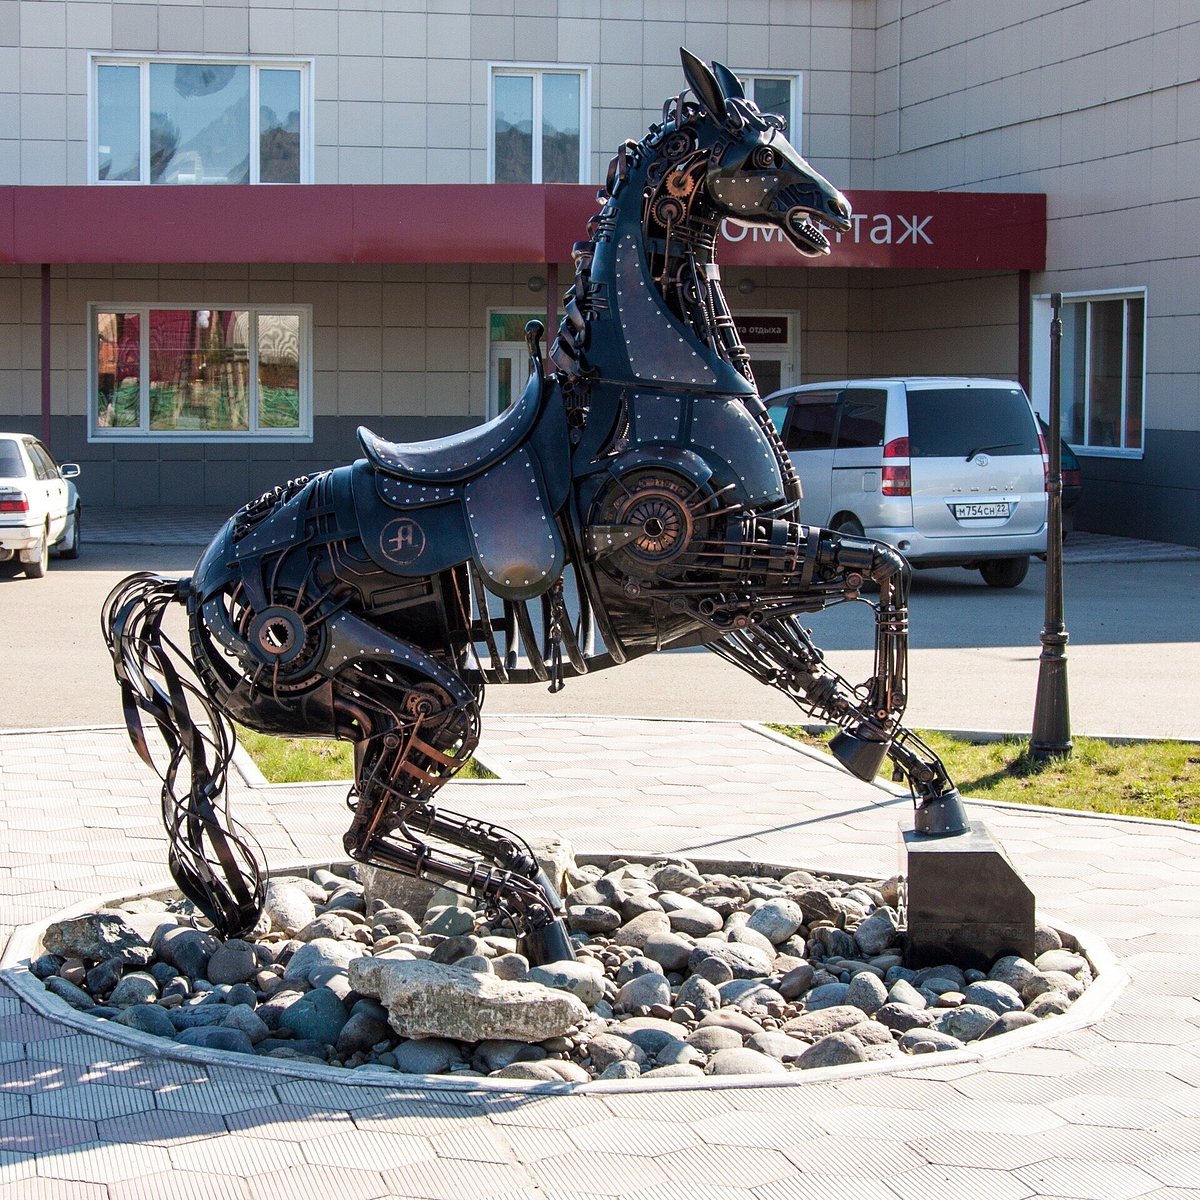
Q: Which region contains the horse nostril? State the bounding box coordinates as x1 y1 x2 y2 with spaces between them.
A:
831 196 851 221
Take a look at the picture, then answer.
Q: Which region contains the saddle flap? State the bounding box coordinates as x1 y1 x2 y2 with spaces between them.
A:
464 448 564 602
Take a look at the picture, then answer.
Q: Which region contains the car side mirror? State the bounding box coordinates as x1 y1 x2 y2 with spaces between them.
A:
60 464 80 479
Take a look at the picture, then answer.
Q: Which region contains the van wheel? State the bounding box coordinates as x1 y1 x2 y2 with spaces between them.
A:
979 557 1029 588
832 515 865 537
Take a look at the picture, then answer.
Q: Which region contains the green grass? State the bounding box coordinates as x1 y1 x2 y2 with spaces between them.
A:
236 726 495 784
770 725 1200 825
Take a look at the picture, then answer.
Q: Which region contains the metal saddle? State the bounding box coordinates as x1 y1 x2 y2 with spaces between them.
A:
358 369 542 486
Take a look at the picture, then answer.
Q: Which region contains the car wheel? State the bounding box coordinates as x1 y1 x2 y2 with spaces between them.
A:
25 527 49 578
832 515 865 537
979 557 1029 588
58 506 81 559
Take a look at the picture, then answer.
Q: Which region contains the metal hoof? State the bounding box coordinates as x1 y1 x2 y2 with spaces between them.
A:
521 918 576 966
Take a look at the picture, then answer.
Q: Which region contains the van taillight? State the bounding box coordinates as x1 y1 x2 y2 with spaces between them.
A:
0 493 28 513
882 437 911 496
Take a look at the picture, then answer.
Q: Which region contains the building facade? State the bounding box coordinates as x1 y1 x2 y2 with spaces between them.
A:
1 0 1195 543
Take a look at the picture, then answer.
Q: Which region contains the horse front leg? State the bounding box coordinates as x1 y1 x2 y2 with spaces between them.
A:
710 525 970 837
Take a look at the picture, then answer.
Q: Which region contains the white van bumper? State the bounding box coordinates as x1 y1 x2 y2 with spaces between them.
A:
864 524 1048 567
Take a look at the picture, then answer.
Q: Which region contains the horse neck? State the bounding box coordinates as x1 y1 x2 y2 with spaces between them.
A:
556 135 757 401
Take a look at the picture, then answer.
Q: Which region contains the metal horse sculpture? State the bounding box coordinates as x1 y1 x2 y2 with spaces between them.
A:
104 51 968 966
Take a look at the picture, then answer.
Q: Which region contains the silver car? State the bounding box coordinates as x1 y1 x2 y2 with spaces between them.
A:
766 377 1047 587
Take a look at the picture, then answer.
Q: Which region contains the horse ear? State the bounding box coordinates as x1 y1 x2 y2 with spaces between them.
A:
680 47 726 117
711 61 745 103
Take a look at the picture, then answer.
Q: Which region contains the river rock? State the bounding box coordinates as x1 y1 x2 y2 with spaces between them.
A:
263 882 317 937
1026 990 1072 1017
845 971 888 1015
782 1005 866 1040
934 1004 998 1042
393 1037 463 1074
42 911 152 965
1035 949 1089 978
651 862 705 891
980 1009 1041 1037
887 978 927 1009
963 980 1024 1015
44 977 96 1009
746 898 804 944
527 960 606 1008
279 988 349 1045
675 974 721 1017
220 1004 269 1045
796 1031 869 1069
874 1003 936 1034
350 957 588 1043
116 1003 176 1037
206 939 259 986
854 906 900 955
283 938 359 986
899 1028 967 1054
707 1047 788 1076
567 904 622 934
614 972 671 1013
107 972 159 1007
295 914 356 943
586 1033 644 1070
688 942 772 980
612 910 671 950
718 979 784 1009
746 1031 810 1062
988 955 1040 993
175 1026 255 1054
155 927 219 980
805 981 851 1010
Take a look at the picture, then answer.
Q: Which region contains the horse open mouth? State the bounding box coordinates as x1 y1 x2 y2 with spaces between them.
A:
784 207 835 256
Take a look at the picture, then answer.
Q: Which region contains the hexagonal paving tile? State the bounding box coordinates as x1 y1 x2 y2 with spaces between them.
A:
1014 1156 1161 1200
31 1084 152 1123
301 1128 435 1171
36 1141 172 1183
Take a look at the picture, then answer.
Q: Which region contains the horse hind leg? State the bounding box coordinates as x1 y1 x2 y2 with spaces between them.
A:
330 630 574 965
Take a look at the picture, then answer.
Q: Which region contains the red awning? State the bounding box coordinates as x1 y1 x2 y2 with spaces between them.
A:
0 184 1045 271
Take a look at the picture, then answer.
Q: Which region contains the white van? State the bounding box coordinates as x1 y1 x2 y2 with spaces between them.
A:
765 378 1048 587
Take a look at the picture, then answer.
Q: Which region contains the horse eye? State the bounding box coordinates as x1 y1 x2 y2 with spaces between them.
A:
751 146 776 170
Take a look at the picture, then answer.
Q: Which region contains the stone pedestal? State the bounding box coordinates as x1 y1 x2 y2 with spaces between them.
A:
901 821 1035 970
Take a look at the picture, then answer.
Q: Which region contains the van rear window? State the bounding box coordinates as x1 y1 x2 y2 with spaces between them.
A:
0 441 27 477
905 388 1039 458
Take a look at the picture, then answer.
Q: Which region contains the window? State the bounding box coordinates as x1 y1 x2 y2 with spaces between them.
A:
739 73 803 147
91 55 312 184
785 394 839 451
905 388 1039 459
91 305 311 440
1059 292 1146 453
490 65 588 183
837 391 886 449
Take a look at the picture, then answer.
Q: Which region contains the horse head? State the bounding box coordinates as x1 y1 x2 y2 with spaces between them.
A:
675 48 852 256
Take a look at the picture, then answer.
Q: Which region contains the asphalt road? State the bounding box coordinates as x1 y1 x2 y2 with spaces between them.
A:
2 540 1197 740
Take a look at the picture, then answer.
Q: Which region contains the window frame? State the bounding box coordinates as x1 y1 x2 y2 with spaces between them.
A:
88 302 313 443
487 62 591 185
736 71 804 151
87 52 315 186
1032 287 1147 460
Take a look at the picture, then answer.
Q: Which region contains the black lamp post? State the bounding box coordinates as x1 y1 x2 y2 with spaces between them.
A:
1031 292 1072 760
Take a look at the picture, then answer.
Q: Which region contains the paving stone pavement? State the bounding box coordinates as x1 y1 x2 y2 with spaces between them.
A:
0 716 1198 1199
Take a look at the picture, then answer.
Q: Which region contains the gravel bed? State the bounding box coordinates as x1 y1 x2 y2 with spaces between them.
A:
30 853 1093 1083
